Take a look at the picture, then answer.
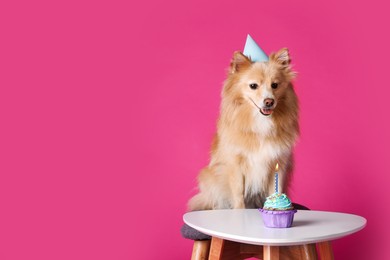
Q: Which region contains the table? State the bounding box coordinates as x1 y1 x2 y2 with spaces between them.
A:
183 209 366 260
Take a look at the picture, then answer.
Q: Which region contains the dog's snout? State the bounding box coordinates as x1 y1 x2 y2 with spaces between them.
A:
264 98 275 108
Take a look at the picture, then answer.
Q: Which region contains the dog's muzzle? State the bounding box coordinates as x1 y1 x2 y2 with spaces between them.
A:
259 98 275 116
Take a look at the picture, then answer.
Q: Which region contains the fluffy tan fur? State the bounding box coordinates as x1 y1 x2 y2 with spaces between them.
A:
188 48 299 210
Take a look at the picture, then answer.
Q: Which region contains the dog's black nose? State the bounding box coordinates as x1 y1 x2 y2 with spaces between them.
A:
264 98 274 108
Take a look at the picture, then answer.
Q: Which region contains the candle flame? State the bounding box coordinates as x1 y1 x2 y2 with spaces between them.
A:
275 163 279 171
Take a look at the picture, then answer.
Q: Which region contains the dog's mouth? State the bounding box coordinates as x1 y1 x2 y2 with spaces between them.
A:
260 108 273 116
249 98 275 116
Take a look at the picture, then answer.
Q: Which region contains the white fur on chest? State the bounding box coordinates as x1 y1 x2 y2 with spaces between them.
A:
252 112 274 135
243 140 282 197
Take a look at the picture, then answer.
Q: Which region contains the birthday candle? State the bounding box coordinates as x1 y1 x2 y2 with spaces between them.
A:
275 163 279 193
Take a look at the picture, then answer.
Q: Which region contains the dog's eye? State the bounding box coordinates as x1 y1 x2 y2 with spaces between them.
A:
249 83 258 90
271 83 278 89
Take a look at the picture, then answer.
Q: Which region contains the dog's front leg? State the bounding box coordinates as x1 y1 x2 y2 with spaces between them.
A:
228 168 245 209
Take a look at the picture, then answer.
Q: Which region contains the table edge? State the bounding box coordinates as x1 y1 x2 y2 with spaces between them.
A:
183 209 367 246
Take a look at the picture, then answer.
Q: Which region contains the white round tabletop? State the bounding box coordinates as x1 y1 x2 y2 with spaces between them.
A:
183 209 366 246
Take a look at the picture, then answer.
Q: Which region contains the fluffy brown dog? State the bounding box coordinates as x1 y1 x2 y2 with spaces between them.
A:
188 48 299 210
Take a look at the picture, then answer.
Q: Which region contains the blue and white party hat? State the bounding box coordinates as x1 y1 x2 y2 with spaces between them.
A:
243 34 268 62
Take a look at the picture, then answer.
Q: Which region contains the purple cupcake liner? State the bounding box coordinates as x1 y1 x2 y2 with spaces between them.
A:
258 209 297 228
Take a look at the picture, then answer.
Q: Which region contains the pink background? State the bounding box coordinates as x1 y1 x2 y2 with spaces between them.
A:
0 0 389 259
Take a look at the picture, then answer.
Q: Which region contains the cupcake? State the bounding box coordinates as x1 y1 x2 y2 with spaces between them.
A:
259 192 297 228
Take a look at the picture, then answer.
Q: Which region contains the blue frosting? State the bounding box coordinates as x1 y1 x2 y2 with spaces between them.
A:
263 193 293 210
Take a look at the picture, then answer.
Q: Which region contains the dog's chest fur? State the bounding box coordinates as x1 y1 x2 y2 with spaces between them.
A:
244 140 279 190
242 117 286 207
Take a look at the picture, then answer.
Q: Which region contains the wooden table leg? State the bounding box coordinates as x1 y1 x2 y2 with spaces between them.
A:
263 245 279 260
208 237 225 260
191 240 211 260
317 241 334 260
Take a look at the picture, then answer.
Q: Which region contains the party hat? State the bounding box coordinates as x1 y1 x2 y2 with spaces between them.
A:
243 34 268 62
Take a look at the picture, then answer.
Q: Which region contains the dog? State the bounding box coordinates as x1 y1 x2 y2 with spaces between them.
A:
188 48 299 210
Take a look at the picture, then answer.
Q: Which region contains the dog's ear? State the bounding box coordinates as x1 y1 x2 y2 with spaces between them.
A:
271 48 296 79
270 48 291 66
230 52 252 74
